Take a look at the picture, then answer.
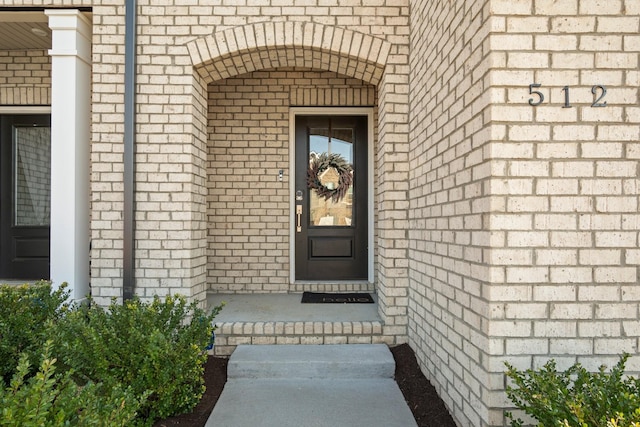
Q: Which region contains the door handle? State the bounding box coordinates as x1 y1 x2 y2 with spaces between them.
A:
296 205 302 232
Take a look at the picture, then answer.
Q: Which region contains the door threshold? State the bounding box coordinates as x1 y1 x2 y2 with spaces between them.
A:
291 281 374 293
294 280 371 284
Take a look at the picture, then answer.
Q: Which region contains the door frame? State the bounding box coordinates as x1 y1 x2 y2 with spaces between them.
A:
289 107 374 283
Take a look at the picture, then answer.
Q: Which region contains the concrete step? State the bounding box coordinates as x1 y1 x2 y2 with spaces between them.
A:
207 293 404 356
206 378 418 427
206 344 418 427
228 344 395 379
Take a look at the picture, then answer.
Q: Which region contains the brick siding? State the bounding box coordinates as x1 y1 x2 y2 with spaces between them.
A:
409 0 639 425
0 50 50 105
207 69 376 293
1 0 638 426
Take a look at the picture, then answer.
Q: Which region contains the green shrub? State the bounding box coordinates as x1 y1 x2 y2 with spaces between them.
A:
0 342 145 427
50 295 222 425
505 354 640 427
0 282 70 385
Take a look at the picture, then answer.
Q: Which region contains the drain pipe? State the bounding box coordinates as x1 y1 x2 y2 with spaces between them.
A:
123 0 136 300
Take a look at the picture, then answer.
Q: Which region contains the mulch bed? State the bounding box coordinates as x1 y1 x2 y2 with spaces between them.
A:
391 343 458 427
154 343 456 427
153 357 228 427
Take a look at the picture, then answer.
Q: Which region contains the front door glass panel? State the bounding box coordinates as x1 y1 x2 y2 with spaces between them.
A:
308 127 354 227
13 126 51 226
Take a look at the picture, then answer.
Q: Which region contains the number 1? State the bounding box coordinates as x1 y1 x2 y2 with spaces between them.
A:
561 86 572 108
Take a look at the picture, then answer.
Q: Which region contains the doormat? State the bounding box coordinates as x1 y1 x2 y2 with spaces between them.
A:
301 292 374 304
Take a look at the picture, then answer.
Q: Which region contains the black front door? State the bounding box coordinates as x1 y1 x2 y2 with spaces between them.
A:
295 115 368 280
0 115 51 280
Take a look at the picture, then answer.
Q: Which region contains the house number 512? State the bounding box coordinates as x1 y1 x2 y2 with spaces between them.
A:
528 83 607 108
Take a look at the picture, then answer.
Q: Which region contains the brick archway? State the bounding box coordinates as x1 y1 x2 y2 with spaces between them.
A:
185 20 409 339
186 21 390 84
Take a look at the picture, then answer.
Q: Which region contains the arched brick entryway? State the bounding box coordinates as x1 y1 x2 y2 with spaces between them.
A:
186 21 409 334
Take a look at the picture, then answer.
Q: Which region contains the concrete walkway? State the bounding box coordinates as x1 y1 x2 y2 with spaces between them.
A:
206 344 418 427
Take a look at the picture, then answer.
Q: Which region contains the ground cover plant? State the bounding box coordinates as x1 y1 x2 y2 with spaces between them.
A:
0 282 222 427
505 355 640 427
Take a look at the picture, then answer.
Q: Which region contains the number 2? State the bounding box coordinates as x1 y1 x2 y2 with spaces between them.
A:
591 85 607 107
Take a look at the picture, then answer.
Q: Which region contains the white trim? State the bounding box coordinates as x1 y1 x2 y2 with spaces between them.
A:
289 107 375 284
0 106 51 115
46 9 91 302
46 10 92 65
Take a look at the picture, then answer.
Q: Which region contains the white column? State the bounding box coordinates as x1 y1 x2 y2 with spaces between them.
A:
45 10 91 301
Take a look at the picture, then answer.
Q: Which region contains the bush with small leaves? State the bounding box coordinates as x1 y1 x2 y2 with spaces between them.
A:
505 354 640 427
0 282 70 386
49 295 223 425
0 342 145 427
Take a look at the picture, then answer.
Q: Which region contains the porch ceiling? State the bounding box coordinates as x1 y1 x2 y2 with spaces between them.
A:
0 12 51 50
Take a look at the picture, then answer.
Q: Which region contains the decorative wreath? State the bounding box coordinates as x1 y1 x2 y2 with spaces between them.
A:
307 153 353 203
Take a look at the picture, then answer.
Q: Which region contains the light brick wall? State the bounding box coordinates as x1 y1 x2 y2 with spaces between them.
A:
487 2 640 424
0 49 50 105
408 0 494 425
3 3 410 313
4 3 638 425
410 0 640 426
207 69 377 292
90 4 127 303
85 1 411 314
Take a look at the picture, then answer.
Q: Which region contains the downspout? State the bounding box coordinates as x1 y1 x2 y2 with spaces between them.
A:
123 0 136 300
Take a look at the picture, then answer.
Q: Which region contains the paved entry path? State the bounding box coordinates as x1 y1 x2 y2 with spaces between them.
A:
205 344 418 427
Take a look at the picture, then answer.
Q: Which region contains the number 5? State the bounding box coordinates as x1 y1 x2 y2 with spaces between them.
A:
528 83 544 106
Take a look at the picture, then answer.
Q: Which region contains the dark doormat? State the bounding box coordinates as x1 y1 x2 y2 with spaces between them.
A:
301 292 374 304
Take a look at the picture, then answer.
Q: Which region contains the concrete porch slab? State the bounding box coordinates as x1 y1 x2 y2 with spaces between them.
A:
207 293 381 323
